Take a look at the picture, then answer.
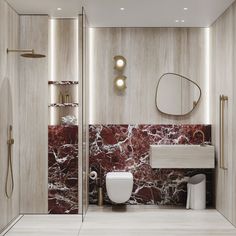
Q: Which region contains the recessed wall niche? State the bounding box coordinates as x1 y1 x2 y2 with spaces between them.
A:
48 81 79 125
49 18 79 125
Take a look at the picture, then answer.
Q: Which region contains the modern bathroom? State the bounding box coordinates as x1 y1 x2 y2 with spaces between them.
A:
1 0 236 235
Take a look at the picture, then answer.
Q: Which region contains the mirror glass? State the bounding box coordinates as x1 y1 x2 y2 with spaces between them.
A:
155 73 201 116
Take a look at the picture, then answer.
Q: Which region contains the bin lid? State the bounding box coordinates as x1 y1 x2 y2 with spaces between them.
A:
188 174 206 185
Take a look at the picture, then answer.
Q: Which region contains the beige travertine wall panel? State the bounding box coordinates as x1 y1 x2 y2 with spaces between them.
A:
233 3 236 227
0 0 20 231
19 15 48 213
210 0 236 226
53 19 78 81
89 27 209 124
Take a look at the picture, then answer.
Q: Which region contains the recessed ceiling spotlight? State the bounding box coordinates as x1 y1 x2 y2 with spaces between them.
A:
184 7 188 10
175 20 179 23
57 7 62 11
181 20 185 23
120 7 125 11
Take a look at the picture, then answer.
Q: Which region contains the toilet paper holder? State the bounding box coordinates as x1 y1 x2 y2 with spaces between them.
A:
89 164 103 206
89 171 98 180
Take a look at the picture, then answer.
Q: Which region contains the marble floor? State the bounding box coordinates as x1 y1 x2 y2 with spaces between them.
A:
2 215 82 236
79 206 236 236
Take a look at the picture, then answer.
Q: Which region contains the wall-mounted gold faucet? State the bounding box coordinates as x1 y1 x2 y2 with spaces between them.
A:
193 130 205 146
5 125 15 199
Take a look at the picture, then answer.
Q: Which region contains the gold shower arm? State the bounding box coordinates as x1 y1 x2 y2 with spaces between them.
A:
219 95 228 170
7 48 45 58
7 49 34 54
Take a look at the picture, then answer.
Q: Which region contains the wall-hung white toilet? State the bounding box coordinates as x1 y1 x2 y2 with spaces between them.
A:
106 172 133 204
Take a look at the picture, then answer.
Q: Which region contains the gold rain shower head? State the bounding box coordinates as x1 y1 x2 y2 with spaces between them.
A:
7 49 46 58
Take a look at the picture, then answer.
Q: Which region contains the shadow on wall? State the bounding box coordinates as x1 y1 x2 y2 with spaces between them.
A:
89 124 214 206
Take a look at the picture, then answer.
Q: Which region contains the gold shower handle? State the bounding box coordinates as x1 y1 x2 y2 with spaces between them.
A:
7 125 14 145
219 95 228 170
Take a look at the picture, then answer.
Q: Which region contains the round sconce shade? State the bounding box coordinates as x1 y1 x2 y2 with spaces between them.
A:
114 55 126 71
114 76 127 91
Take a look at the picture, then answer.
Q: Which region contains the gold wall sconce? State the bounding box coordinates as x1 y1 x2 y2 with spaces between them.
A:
114 76 127 91
114 55 127 91
114 55 126 71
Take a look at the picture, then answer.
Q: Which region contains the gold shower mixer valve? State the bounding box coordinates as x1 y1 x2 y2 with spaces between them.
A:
7 139 14 145
7 125 14 145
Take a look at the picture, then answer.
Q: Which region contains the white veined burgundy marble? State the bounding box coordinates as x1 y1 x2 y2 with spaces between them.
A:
89 124 213 206
48 125 78 214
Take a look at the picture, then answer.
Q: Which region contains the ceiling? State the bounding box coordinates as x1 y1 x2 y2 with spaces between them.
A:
7 0 83 18
7 0 235 27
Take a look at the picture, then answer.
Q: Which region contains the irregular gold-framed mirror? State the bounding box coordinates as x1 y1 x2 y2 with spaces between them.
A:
155 73 201 116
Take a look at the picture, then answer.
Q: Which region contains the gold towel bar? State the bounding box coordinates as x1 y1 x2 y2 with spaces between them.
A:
219 95 228 170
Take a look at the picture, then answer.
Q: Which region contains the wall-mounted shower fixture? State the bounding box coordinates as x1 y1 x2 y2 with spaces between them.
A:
5 125 14 199
7 48 46 58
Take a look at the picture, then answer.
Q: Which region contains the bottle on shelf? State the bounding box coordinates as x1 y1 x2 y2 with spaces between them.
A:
59 92 64 104
65 94 70 103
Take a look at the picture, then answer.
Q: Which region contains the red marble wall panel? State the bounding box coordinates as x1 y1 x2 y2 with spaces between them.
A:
48 125 78 214
89 124 213 206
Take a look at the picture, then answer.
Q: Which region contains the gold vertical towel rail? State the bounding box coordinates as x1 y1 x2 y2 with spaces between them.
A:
219 95 228 170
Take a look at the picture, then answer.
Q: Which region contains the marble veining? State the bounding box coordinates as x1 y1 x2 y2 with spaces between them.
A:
89 124 213 206
48 125 78 214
